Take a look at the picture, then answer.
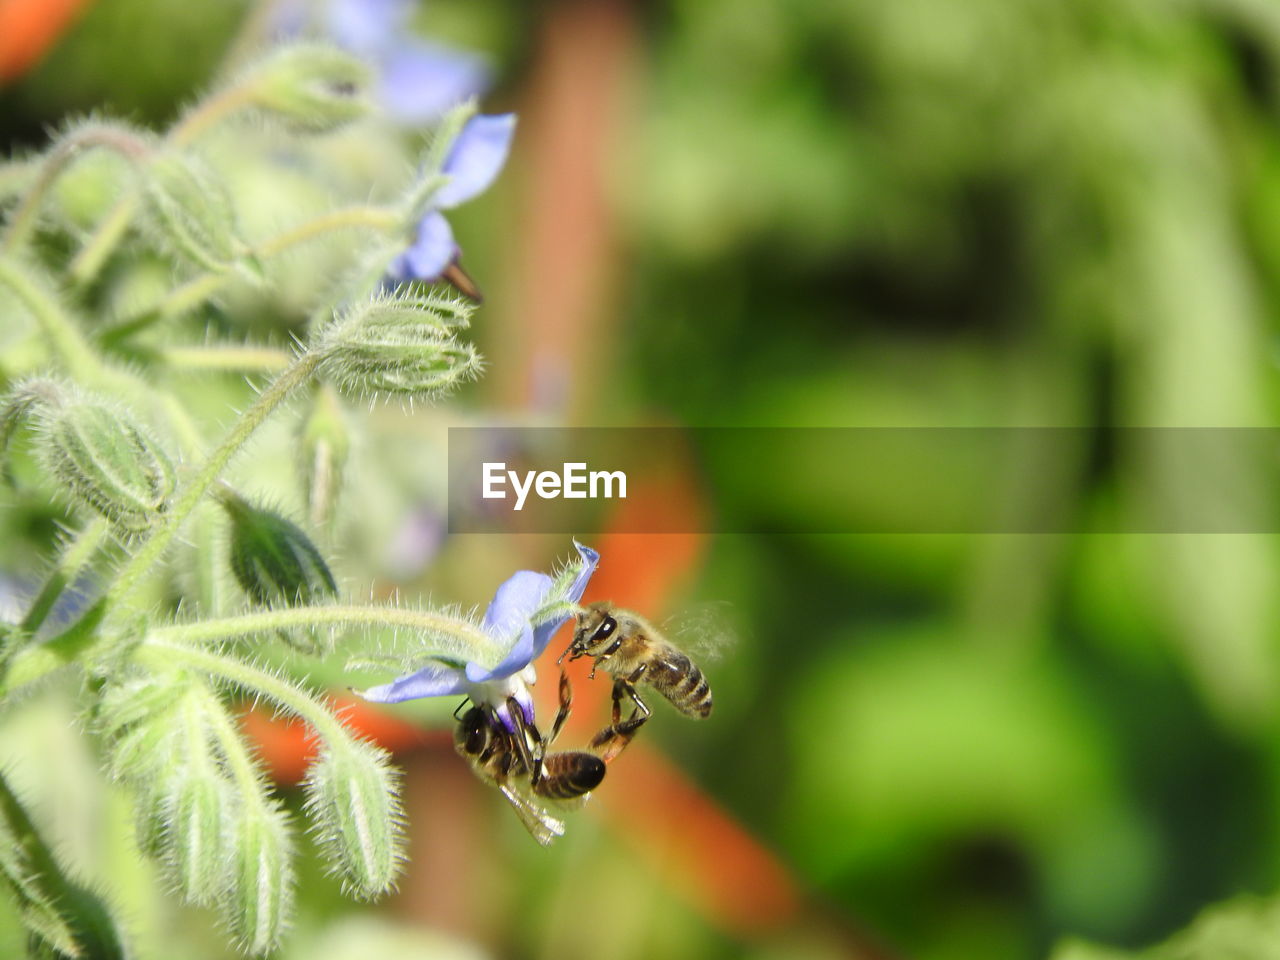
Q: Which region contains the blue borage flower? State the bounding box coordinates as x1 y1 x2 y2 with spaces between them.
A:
274 0 491 125
356 542 598 731
386 112 516 287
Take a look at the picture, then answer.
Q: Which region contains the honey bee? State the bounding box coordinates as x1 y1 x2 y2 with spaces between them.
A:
453 700 605 846
555 601 713 761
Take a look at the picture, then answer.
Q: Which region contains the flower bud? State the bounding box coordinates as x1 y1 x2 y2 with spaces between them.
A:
303 740 405 899
0 771 128 960
168 767 231 905
225 800 294 956
40 400 176 534
145 151 243 272
245 44 372 133
220 495 338 607
316 294 482 399
299 386 349 529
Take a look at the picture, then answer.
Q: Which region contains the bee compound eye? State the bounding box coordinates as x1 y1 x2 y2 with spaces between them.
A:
594 616 617 641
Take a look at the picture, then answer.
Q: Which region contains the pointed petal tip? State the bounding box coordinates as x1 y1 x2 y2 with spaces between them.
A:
436 112 518 208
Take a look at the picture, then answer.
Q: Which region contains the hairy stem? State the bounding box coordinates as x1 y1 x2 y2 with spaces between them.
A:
69 81 255 286
111 350 323 604
142 640 350 746
258 206 400 257
193 683 268 803
0 257 109 384
1 125 151 254
151 604 503 666
151 205 400 321
163 346 294 373
67 196 139 286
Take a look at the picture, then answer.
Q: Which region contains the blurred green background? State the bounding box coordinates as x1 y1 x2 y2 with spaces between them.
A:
6 0 1280 958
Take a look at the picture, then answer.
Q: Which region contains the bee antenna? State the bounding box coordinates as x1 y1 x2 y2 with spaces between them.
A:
452 697 472 720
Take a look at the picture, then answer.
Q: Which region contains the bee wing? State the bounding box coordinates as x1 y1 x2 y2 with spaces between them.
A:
660 601 739 664
547 793 591 814
498 783 566 846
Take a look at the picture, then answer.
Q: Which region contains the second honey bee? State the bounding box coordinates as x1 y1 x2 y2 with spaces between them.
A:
554 601 713 760
454 701 605 845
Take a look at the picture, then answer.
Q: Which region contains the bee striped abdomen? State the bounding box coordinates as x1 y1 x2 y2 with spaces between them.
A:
535 752 606 799
649 650 714 718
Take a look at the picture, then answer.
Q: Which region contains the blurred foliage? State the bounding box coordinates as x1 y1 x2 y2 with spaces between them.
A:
621 0 1280 958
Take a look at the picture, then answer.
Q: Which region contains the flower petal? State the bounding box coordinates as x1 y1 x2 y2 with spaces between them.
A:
482 570 554 639
435 113 516 209
356 661 467 703
564 541 600 605
465 622 535 683
529 541 600 658
379 41 491 125
386 210 456 283
494 687 535 733
326 0 409 55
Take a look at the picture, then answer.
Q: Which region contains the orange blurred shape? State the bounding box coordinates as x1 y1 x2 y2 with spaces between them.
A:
240 693 442 784
0 0 94 82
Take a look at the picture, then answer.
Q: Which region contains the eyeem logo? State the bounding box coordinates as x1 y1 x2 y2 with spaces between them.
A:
482 462 627 511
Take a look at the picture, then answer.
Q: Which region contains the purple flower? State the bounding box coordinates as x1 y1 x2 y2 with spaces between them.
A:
385 112 516 286
356 542 598 731
274 0 491 124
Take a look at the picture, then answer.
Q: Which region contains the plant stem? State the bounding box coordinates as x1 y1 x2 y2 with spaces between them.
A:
19 518 112 635
0 255 209 474
154 273 227 320
142 640 350 745
67 195 138 287
150 205 400 321
69 81 256 287
0 257 109 384
150 604 504 666
1 125 151 254
192 683 267 802
259 206 400 257
111 350 323 605
170 83 256 148
163 345 294 373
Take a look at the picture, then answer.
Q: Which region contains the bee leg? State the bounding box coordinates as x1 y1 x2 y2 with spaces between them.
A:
452 697 472 720
591 678 651 762
547 669 573 747
587 634 626 680
504 697 542 783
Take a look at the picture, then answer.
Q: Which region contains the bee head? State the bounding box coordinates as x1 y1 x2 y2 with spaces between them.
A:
453 705 491 756
570 601 619 657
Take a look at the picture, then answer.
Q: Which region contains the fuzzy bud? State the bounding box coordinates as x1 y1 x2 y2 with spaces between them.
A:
39 400 176 534
299 386 349 529
226 800 294 957
220 494 338 607
168 767 231 905
245 44 372 133
303 740 405 899
316 294 482 399
145 151 243 272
